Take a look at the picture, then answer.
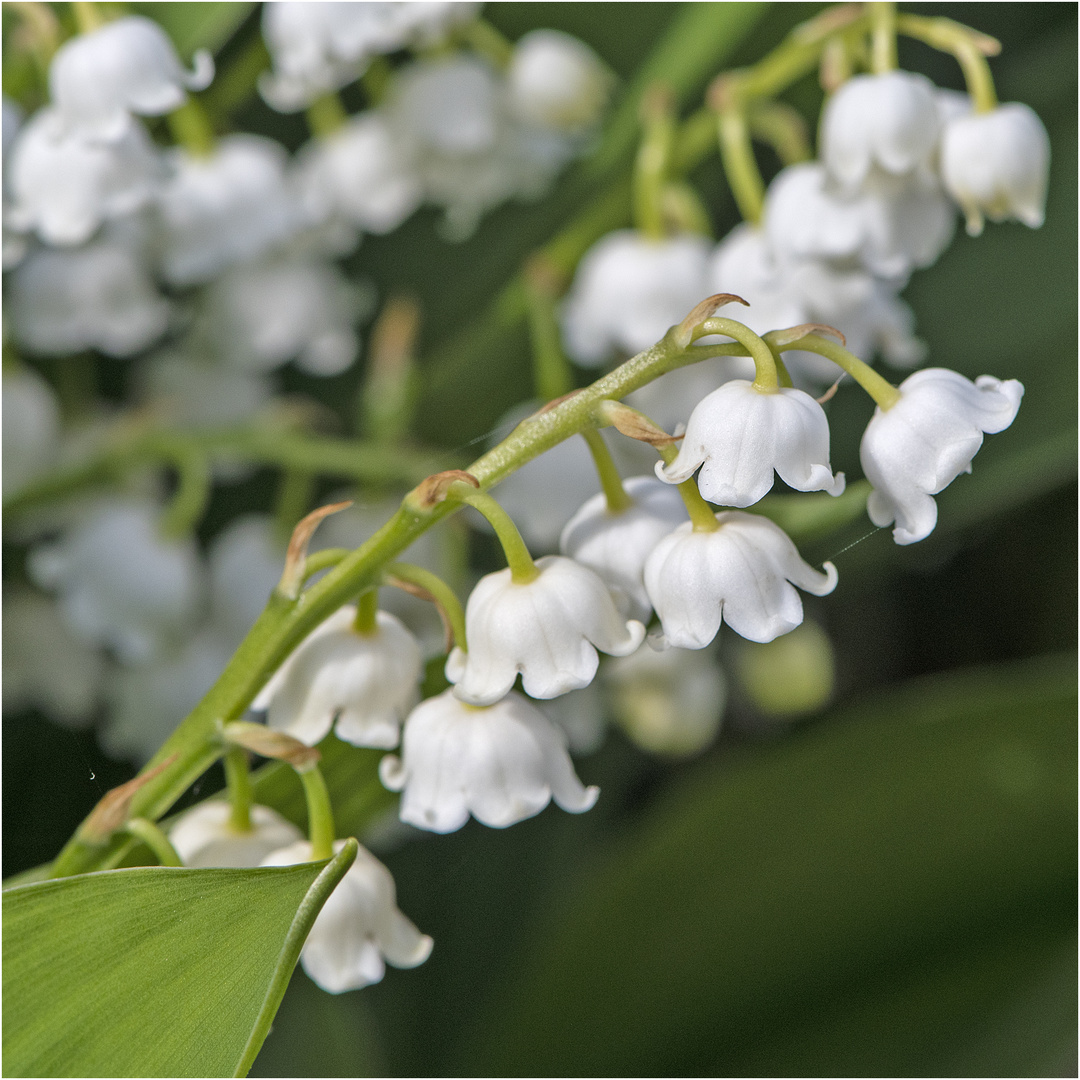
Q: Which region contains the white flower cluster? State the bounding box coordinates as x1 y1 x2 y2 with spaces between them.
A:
561 70 1049 389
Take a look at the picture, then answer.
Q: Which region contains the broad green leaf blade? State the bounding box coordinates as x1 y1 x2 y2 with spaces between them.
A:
460 653 1077 1077
131 3 255 59
3 841 357 1078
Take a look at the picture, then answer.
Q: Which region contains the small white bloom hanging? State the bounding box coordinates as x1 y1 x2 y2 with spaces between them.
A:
154 135 303 286
506 30 613 134
820 70 941 191
602 642 726 757
860 367 1024 545
6 107 164 247
559 476 688 621
256 604 423 749
169 801 303 868
656 380 845 507
644 511 838 648
446 556 645 707
940 103 1051 236
27 498 203 664
560 229 711 366
379 688 599 833
49 16 213 141
261 839 433 993
9 239 170 358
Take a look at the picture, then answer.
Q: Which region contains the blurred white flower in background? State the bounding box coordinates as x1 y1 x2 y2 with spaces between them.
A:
170 801 303 869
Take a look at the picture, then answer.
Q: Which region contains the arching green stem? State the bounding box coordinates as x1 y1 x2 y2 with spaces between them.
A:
458 17 514 69
385 562 467 652
224 745 253 832
524 263 574 401
767 332 900 410
657 444 718 533
582 428 633 513
869 2 899 74
633 87 675 240
71 1 104 33
302 547 351 582
306 91 349 137
694 316 778 391
768 345 795 389
124 818 183 867
353 588 379 635
160 446 212 540
447 483 539 584
298 764 335 861
897 13 999 112
716 100 765 226
167 98 216 158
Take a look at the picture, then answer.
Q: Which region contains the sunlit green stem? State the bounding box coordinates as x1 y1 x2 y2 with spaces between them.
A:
768 346 795 389
869 2 899 73
767 332 900 410
694 317 778 391
448 483 538 583
657 444 718 532
160 446 211 539
274 470 315 542
299 765 335 861
224 746 253 832
306 92 349 138
524 262 574 401
124 818 183 867
897 13 999 112
71 1 104 33
385 562 467 652
353 588 379 635
633 88 675 240
749 100 812 166
716 101 765 226
459 17 514 69
167 98 216 158
302 547 351 581
582 428 633 513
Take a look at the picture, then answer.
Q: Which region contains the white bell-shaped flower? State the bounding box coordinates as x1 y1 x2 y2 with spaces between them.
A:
507 30 612 133
9 239 169 358
259 1 476 112
257 605 423 749
820 70 940 191
764 162 954 280
28 498 203 663
136 345 272 431
560 229 711 366
261 839 433 993
860 367 1024 545
49 16 213 141
603 642 726 756
940 103 1051 236
2 586 104 727
657 380 845 507
644 512 838 648
6 107 164 246
447 556 646 706
101 628 231 761
559 476 688 621
379 688 599 832
293 112 423 240
154 135 302 285
170 801 303 868
195 254 372 376
3 366 59 496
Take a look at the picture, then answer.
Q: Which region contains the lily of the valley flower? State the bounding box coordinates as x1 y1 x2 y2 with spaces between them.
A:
860 367 1024 545
379 688 599 832
446 555 645 706
644 512 838 648
940 103 1051 236
261 839 433 993
559 475 688 621
256 605 423 749
49 16 213 141
820 71 941 191
169 800 303 868
656 380 845 507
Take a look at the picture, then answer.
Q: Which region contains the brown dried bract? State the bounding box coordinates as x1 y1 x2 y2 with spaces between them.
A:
413 469 480 508
386 575 455 653
675 293 750 348
279 500 353 599
768 322 847 348
223 722 321 771
600 401 681 447
80 756 177 844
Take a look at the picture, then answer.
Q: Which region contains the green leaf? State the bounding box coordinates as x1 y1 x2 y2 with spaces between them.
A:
3 840 358 1078
459 653 1077 1077
130 3 255 60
